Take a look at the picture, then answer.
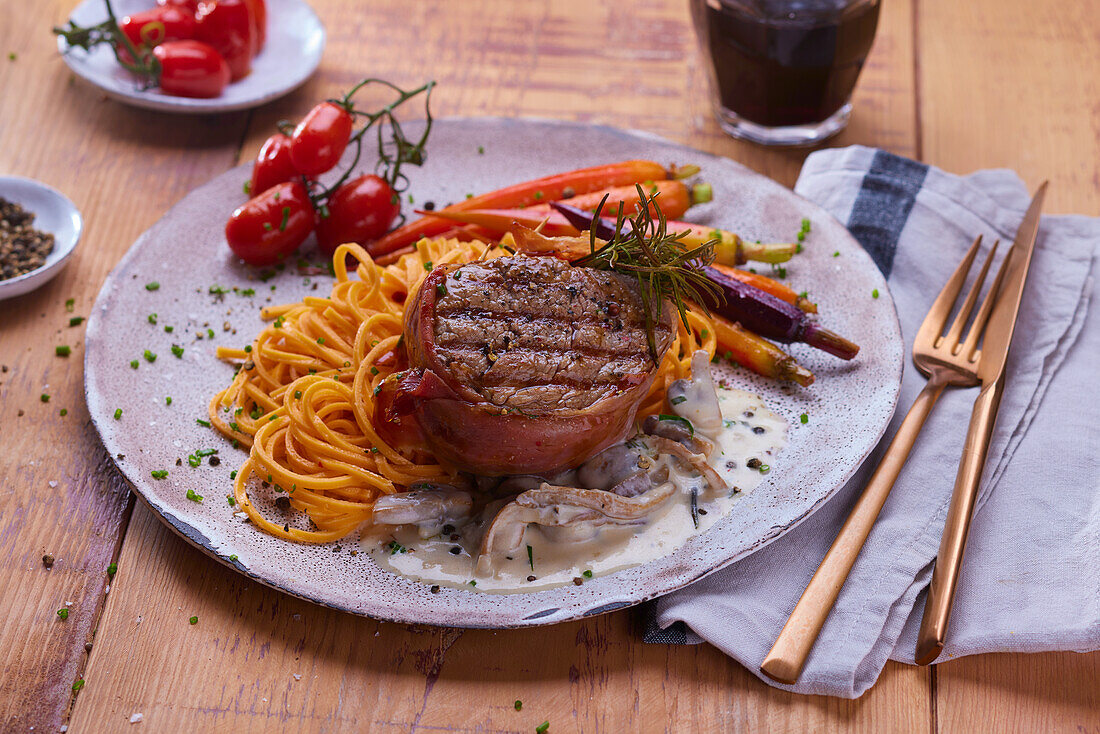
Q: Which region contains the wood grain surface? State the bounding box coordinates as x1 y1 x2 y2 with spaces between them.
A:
0 0 1095 731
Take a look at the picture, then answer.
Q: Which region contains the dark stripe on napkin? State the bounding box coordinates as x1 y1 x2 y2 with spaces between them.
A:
846 151 929 278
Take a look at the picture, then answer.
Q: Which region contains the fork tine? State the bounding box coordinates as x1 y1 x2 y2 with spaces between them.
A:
914 235 983 349
943 239 1000 353
960 240 1013 361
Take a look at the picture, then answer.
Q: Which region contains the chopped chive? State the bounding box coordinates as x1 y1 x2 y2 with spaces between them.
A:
207 328 215 339
833 251 840 257
670 395 687 405
148 313 157 324
107 562 117 576
72 678 84 692
536 722 549 734
114 408 122 420
166 396 172 406
229 554 238 561
800 413 809 424
164 325 174 333
69 316 84 327
151 470 168 479
40 393 50 403
55 345 71 357
171 345 184 358
279 206 290 232
514 700 522 711
477 145 485 154
59 408 67 417
527 544 534 571
230 470 237 480
263 222 273 232
57 608 69 620
533 191 544 200
143 350 156 363
227 495 236 506
316 337 325 345
145 282 159 291
65 298 75 312
185 488 203 503
872 289 880 299
189 615 198 625
196 418 211 427
130 360 139 369
582 569 593 579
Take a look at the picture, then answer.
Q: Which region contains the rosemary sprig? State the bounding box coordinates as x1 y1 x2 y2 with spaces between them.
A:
572 186 724 362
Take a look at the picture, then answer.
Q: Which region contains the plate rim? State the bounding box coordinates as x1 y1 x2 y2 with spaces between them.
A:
84 116 904 627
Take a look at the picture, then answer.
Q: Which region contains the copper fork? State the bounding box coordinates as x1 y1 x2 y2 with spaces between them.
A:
760 234 1011 684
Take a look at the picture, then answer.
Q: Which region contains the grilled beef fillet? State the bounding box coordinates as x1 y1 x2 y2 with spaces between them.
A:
375 255 674 475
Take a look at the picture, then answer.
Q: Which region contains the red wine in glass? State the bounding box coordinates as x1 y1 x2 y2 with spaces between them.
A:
691 0 881 146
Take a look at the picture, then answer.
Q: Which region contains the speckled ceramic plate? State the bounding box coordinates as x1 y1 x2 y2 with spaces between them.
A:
84 118 903 627
58 0 324 114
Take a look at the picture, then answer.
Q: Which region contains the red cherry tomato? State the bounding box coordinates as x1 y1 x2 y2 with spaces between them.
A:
152 40 230 98
226 181 314 266
249 133 297 196
290 102 354 177
195 0 256 81
120 6 197 49
315 175 400 255
158 0 201 12
243 0 266 52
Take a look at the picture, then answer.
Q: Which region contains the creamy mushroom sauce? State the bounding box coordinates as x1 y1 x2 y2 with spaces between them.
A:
365 386 787 593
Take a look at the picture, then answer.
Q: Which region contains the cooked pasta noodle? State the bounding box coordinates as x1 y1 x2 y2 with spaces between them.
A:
210 238 717 543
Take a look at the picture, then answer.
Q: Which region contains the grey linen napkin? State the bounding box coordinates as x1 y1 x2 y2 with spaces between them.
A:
643 146 1100 698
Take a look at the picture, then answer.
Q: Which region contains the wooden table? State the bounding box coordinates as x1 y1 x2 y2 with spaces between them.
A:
2 0 1097 731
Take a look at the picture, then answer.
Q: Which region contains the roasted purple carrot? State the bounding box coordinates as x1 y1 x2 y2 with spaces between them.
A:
701 266 858 360
709 263 817 314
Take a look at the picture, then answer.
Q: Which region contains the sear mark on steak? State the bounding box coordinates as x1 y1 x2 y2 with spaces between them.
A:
429 256 672 411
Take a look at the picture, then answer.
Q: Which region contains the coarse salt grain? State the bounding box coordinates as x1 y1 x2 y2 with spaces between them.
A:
129 713 143 723
292 674 301 681
48 481 57 488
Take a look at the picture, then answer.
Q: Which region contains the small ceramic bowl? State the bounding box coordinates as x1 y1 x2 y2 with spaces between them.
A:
57 0 326 114
0 176 83 301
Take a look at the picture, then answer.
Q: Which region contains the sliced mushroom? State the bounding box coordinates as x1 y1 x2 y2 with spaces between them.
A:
642 415 714 457
476 482 676 574
372 487 474 538
609 463 670 498
646 435 727 495
666 350 723 436
576 441 653 491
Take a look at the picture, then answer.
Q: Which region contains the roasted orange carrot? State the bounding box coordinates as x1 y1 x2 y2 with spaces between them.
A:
524 180 694 221
711 315 815 387
709 263 817 313
367 160 675 257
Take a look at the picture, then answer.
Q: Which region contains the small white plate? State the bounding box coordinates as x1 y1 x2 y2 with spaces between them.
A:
57 0 325 114
0 177 83 302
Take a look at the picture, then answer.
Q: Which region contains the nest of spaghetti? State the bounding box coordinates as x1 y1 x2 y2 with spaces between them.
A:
210 237 718 544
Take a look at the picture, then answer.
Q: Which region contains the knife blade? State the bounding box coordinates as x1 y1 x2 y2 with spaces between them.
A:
977 181 1048 384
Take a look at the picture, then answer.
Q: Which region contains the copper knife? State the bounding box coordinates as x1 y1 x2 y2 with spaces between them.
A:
914 182 1048 665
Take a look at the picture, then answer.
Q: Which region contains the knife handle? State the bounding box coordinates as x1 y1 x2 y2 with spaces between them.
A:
915 379 1004 665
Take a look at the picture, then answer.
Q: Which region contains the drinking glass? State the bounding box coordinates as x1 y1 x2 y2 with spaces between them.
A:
690 0 881 146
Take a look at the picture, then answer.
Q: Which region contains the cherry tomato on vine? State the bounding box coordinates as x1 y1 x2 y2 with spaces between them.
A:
195 0 257 81
249 133 297 196
152 40 230 98
226 181 314 266
118 6 197 62
243 0 267 51
315 175 400 255
290 102 354 177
